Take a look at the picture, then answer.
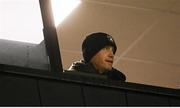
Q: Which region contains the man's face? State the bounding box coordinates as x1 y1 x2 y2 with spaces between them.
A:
90 46 115 73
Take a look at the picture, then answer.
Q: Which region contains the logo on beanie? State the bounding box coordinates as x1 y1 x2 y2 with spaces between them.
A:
107 35 114 42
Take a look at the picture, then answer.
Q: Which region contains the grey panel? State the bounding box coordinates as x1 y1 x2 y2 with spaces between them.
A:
39 79 84 106
0 74 40 106
28 41 50 70
83 86 126 106
0 40 28 66
127 91 169 106
0 40 49 70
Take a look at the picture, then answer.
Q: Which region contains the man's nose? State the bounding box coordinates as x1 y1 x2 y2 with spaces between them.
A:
108 50 114 59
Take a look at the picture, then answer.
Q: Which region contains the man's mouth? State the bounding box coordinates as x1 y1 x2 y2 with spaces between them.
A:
105 60 113 64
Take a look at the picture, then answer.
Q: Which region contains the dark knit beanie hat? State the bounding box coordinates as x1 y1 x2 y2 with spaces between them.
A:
82 32 117 63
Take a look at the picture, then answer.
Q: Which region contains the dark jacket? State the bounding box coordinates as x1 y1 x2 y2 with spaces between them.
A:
68 60 126 81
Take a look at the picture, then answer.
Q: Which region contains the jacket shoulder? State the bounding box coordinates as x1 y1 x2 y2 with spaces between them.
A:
68 60 87 71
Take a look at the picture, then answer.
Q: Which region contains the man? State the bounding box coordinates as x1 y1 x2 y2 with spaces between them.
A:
68 32 126 81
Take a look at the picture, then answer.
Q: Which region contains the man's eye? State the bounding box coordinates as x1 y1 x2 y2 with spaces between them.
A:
105 47 109 50
103 47 109 50
104 46 111 50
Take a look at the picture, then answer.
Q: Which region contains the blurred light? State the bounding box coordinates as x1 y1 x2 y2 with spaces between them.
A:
51 0 81 27
0 0 44 44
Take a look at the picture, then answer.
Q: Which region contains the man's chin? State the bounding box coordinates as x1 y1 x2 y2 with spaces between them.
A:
106 67 112 71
